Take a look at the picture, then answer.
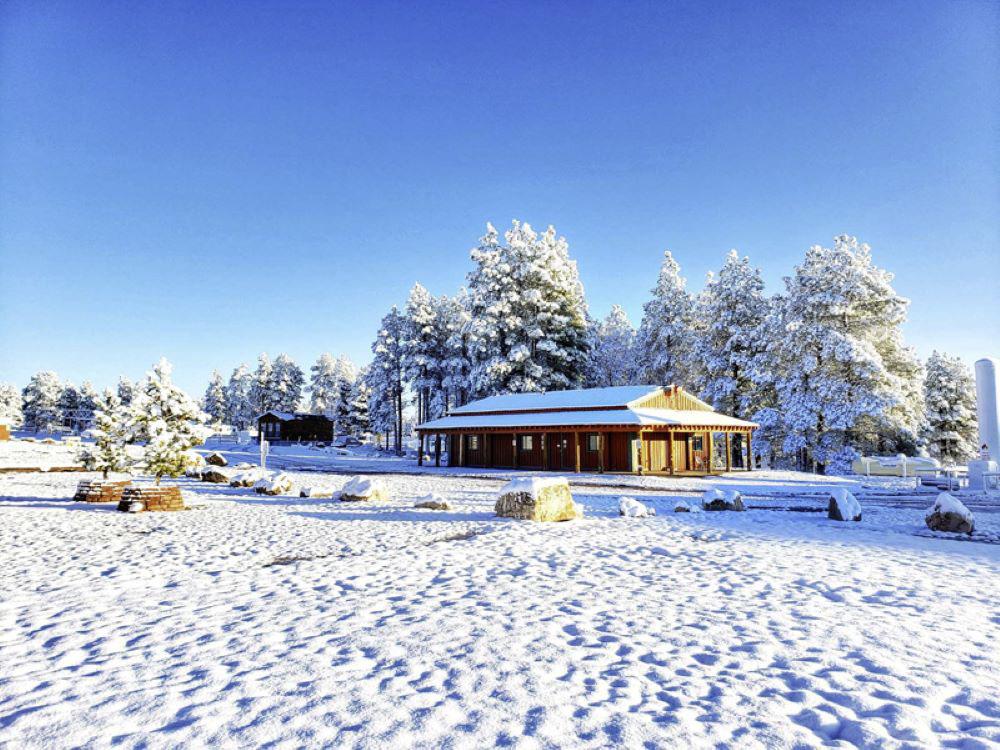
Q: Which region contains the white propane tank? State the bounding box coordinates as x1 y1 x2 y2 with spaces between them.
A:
969 357 1000 490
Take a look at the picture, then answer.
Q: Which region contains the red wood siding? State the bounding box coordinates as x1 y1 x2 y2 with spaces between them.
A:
491 433 515 468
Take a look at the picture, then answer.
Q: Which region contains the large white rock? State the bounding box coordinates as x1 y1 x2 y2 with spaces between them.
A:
341 476 389 502
230 467 269 488
619 496 655 518
495 477 582 522
254 473 294 496
299 486 334 499
827 488 862 521
925 493 974 534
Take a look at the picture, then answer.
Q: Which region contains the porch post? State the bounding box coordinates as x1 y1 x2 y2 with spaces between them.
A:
573 431 581 473
636 430 644 475
434 433 441 467
417 431 424 466
746 430 753 471
725 432 732 472
598 432 606 473
667 431 674 475
513 433 519 469
458 432 465 467
542 433 549 469
708 432 714 473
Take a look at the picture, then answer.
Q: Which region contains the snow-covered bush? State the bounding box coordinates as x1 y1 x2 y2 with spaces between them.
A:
80 388 131 479
619 496 655 518
131 358 211 484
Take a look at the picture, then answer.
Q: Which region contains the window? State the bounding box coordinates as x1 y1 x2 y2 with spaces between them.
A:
692 436 704 451
521 435 534 451
587 434 600 452
467 435 479 450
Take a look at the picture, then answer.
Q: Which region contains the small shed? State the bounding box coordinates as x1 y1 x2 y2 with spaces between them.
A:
415 384 758 476
257 411 334 443
0 424 10 441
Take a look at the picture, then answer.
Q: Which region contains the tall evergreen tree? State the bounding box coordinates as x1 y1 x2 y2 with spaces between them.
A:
78 381 99 430
225 364 254 429
22 372 62 432
368 307 406 453
348 368 371 436
309 353 339 416
922 351 979 463
251 353 276 416
770 235 917 473
332 355 358 435
465 220 589 397
271 354 305 412
637 250 696 386
57 382 82 431
694 251 771 417
585 305 640 387
403 283 448 422
0 382 23 428
203 370 227 425
117 376 136 407
441 290 472 410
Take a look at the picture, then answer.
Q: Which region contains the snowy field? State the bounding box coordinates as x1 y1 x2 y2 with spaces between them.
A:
2 443 999 748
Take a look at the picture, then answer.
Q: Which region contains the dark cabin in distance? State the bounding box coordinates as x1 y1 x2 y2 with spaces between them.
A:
257 411 334 443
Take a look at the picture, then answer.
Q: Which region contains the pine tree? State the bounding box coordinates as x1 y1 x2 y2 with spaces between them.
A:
57 383 82 431
465 220 589 397
132 358 209 483
251 353 275 416
225 364 254 429
0 382 24 428
309 353 339 416
403 283 448 422
78 381 99 430
332 355 357 435
923 351 978 463
368 307 406 453
348 368 371 436
694 251 771 417
81 389 132 478
117 376 136 407
203 370 227 425
770 235 917 474
22 371 62 432
585 305 639 387
271 354 305 412
637 250 696 386
441 290 472 410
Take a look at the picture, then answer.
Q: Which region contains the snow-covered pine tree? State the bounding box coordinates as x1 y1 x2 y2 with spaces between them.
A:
309 353 339 416
441 290 472 410
368 307 406 453
0 382 23 428
56 382 81 431
922 351 979 463
271 354 305 413
81 388 131 478
403 283 448 423
78 381 99 430
694 251 771 417
117 376 136 407
465 220 589 397
348 368 371 436
770 235 917 474
585 305 639 388
636 251 696 387
332 355 358 435
132 358 209 483
203 370 227 426
251 353 276 416
225 364 254 429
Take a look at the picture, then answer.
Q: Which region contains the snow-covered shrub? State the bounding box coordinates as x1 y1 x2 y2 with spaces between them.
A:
925 493 974 534
80 389 131 479
619 496 655 518
827 488 862 522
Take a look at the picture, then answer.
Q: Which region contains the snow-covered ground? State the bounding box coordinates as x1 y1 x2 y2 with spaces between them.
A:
1 442 999 747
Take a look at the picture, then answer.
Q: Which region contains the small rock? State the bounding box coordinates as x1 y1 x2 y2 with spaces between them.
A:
414 493 451 510
619 496 655 518
925 492 974 534
206 452 228 467
200 468 230 484
300 486 334 498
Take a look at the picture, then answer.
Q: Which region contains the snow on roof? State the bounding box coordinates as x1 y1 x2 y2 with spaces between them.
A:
449 385 666 414
260 410 297 421
417 407 757 431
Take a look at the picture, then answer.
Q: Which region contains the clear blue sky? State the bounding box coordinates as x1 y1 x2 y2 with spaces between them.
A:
1 0 997 395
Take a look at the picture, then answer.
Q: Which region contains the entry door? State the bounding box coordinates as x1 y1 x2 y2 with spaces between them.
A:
672 434 688 472
547 432 570 470
644 435 670 472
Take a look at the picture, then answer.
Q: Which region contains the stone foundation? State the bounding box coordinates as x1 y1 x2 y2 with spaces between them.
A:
117 486 185 512
74 479 131 503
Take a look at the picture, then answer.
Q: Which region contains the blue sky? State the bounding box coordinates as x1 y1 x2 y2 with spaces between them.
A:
1 0 997 395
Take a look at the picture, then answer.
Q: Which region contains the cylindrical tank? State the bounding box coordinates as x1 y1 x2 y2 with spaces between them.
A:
975 357 1000 458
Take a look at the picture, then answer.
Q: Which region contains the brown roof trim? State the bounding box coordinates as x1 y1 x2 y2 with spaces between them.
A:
452 405 627 417
417 424 757 434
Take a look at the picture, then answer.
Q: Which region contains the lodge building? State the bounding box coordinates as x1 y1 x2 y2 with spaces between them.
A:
257 411 335 443
415 385 758 475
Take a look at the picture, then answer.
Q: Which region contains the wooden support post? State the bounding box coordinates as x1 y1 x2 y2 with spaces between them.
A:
708 432 714 473
725 432 732 472
746 431 753 471
542 433 549 470
513 433 519 469
635 431 644 475
573 432 581 473
417 432 424 466
667 431 674 475
598 432 605 473
434 434 441 467
458 433 465 467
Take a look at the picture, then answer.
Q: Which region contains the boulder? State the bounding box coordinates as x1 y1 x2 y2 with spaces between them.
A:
300 486 334 499
673 499 701 513
341 476 389 502
200 468 230 484
206 452 228 467
235 462 254 470
702 488 744 511
230 468 269 487
619 496 655 518
925 493 974 534
495 477 582 522
414 493 451 510
254 473 294 496
827 488 862 521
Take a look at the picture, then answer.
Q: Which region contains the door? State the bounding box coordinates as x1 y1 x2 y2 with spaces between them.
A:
607 432 632 472
546 432 568 470
644 434 670 472
672 433 688 472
